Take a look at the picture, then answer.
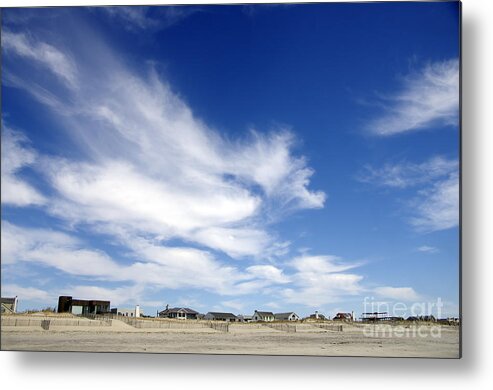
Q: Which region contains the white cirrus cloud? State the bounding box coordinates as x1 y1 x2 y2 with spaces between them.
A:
263 301 281 310
290 255 362 274
369 59 459 136
358 156 458 232
1 284 53 303
0 221 297 298
1 127 46 207
102 6 199 31
410 172 459 232
103 6 160 30
3 30 325 259
2 30 78 90
280 255 364 306
246 265 291 284
46 160 260 237
2 19 336 310
374 286 420 302
358 156 458 189
417 245 439 254
1 221 121 276
66 285 146 307
220 300 246 312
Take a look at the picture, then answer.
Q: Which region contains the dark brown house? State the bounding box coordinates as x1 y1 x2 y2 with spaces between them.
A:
1 296 18 313
57 296 110 315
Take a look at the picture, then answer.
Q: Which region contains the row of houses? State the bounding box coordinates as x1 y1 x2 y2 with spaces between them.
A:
0 296 358 322
359 312 453 323
162 311 458 325
49 298 304 322
157 306 302 322
156 307 354 323
1 295 344 323
2 296 458 324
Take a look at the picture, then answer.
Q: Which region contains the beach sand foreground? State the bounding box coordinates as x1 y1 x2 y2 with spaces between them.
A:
1 317 460 357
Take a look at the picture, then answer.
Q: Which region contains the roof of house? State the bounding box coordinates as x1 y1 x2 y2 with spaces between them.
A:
0 297 17 305
159 307 198 315
274 312 298 320
334 312 352 318
71 299 110 306
254 311 274 317
206 312 237 319
406 315 436 321
308 313 326 319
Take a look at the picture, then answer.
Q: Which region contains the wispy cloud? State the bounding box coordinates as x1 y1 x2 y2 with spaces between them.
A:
2 71 69 113
1 284 53 303
1 13 434 313
374 286 420 301
1 126 46 207
220 300 246 312
358 156 458 232
66 285 147 307
410 172 459 232
246 265 290 284
417 245 439 254
0 24 335 310
280 255 364 306
358 156 458 189
102 6 199 31
3 220 409 310
0 221 254 297
4 30 325 259
368 59 459 136
2 30 78 90
1 221 122 276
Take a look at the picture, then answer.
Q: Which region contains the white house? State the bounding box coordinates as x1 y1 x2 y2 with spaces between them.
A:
252 310 275 322
116 305 142 318
274 312 300 321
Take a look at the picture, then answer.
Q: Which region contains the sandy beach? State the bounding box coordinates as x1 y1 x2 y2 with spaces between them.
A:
1 316 460 358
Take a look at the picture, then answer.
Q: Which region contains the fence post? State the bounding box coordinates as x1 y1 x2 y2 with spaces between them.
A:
41 320 50 330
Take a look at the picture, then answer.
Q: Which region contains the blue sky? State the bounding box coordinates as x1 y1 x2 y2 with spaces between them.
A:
1 2 460 318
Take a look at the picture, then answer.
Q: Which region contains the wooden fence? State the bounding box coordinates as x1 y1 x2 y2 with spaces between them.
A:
207 322 229 332
1 317 112 327
264 323 297 333
83 313 230 332
312 323 343 332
